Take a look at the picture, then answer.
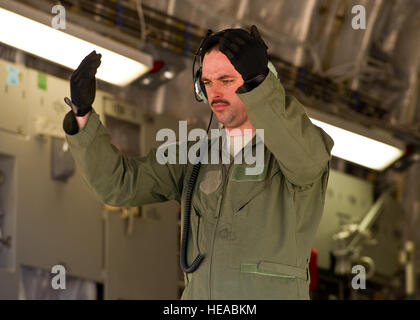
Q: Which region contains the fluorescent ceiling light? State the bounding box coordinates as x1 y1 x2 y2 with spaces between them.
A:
0 2 153 86
306 108 405 171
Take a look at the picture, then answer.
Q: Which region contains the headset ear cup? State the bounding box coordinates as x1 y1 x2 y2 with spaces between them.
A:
195 68 209 104
199 79 207 99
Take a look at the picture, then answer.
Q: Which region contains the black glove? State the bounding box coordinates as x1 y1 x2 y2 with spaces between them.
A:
219 25 269 92
69 50 101 116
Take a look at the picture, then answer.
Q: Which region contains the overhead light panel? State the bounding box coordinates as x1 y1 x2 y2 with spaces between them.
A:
306 108 406 171
0 1 153 86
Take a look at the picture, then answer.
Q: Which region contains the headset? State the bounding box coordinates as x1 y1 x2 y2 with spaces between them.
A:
192 29 278 106
180 28 278 274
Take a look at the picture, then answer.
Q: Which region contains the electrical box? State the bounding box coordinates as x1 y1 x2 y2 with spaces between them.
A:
103 97 144 157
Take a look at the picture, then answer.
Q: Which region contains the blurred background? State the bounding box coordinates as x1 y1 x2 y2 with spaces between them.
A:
0 0 419 300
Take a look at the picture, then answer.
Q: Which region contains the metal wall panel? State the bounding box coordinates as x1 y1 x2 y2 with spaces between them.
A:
0 59 181 299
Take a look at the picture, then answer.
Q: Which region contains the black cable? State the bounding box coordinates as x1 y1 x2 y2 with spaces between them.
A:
180 112 213 273
180 161 204 273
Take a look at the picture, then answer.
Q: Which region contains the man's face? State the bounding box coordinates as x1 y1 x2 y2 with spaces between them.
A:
201 49 248 129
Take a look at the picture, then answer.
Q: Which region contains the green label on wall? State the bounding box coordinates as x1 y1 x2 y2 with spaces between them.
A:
37 72 47 90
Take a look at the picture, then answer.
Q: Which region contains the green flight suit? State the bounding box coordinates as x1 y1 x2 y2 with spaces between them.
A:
64 70 334 300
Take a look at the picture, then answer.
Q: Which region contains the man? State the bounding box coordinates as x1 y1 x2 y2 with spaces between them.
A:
63 26 334 299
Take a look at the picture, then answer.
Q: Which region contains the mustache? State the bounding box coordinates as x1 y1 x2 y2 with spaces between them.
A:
211 99 230 106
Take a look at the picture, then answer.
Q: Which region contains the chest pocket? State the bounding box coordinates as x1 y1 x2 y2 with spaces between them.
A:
191 166 223 221
231 160 281 214
199 170 222 195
